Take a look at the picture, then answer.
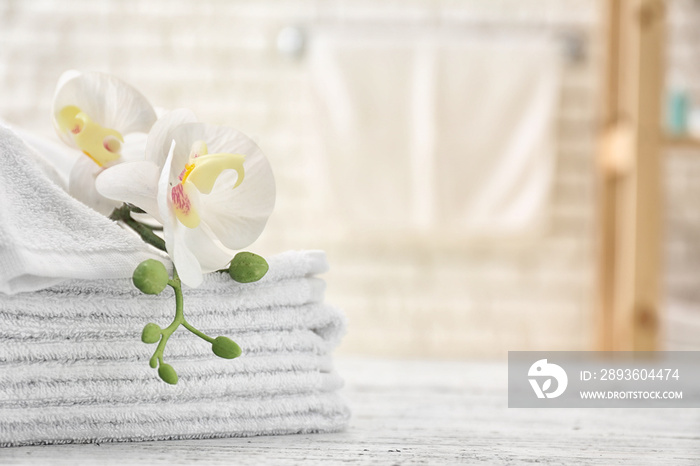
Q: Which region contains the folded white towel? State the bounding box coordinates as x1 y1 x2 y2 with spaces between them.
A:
2 392 349 447
0 125 349 446
0 252 349 446
0 121 73 191
0 125 164 294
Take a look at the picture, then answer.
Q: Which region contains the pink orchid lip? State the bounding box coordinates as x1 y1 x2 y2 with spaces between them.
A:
170 184 191 214
170 181 200 229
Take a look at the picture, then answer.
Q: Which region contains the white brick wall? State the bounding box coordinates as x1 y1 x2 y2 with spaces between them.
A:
665 0 700 351
0 0 695 357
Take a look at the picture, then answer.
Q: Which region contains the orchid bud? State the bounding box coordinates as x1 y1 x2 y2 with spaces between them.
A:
158 363 178 385
212 336 242 359
228 252 268 283
133 259 169 295
141 323 161 344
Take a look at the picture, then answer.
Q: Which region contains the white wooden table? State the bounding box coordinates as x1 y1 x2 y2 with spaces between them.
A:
1 357 698 465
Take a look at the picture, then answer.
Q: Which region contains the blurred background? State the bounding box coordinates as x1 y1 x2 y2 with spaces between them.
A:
1 0 699 358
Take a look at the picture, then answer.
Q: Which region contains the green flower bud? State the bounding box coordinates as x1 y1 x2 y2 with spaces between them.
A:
141 323 161 344
132 259 169 295
212 336 242 359
158 363 178 385
228 252 269 283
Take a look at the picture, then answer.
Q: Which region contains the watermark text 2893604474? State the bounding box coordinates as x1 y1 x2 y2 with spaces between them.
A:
508 352 700 408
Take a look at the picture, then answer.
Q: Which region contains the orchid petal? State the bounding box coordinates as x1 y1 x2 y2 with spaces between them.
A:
54 69 82 94
171 224 204 288
158 140 203 288
120 132 149 162
68 157 120 215
182 224 235 273
145 109 198 168
199 139 275 250
95 161 162 220
158 141 177 251
169 123 253 157
52 71 157 147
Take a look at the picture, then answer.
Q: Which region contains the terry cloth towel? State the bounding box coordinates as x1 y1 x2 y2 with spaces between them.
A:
0 250 349 447
0 126 349 445
308 28 560 237
0 124 164 294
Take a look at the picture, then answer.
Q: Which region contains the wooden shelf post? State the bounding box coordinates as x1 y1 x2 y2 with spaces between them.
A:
596 0 665 351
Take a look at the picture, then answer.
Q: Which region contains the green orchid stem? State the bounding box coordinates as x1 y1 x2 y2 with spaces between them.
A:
182 321 215 343
148 274 183 368
148 267 215 369
109 204 166 252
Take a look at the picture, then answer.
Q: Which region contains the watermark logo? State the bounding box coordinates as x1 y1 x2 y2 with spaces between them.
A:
510 351 699 408
528 359 568 399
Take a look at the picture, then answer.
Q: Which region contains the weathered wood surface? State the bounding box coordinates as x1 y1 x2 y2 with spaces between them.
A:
1 358 698 465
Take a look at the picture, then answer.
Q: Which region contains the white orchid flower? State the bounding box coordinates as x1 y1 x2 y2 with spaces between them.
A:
95 109 276 287
52 70 157 214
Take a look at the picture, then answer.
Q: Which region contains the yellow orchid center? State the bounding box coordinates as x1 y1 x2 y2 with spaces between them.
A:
171 140 246 229
56 105 123 167
180 162 196 185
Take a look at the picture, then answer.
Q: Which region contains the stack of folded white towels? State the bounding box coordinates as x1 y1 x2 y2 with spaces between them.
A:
0 125 349 446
